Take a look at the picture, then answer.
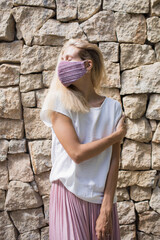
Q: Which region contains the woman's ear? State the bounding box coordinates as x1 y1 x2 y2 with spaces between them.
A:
85 60 93 72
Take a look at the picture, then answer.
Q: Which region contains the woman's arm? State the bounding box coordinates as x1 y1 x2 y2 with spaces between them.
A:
51 111 126 164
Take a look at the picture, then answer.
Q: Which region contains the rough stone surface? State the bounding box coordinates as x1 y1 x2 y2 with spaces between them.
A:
0 41 23 63
0 0 13 9
137 231 160 240
42 70 54 88
150 120 157 132
8 139 26 154
135 201 150 213
56 0 77 21
8 153 34 182
23 108 51 139
146 94 160 120
99 42 119 63
117 170 157 188
149 187 160 214
0 119 24 139
120 62 160 94
0 64 20 87
21 91 36 107
13 0 56 9
130 186 152 201
151 0 160 16
0 190 5 210
152 123 160 143
20 45 61 74
12 6 55 45
138 210 160 235
115 12 146 44
42 195 49 223
41 227 49 240
155 42 160 61
125 117 152 143
0 10 15 41
147 17 160 43
103 0 149 13
10 207 46 233
78 0 101 21
122 94 148 119
17 230 40 240
5 180 43 211
20 74 43 93
97 88 121 103
33 19 87 46
117 201 136 224
116 188 130 201
119 224 136 240
36 89 48 108
152 143 160 170
121 139 151 170
0 140 9 161
35 171 51 195
0 211 17 240
80 11 117 42
0 161 9 190
0 87 22 119
120 44 155 70
28 140 52 174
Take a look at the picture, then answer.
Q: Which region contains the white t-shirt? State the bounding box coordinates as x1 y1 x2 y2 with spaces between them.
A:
40 95 122 204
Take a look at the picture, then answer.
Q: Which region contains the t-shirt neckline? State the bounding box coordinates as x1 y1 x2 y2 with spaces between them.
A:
89 97 107 110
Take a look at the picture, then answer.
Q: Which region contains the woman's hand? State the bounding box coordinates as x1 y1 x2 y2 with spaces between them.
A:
116 114 127 138
95 209 112 240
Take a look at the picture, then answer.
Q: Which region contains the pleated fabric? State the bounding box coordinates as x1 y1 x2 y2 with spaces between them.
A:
49 179 121 240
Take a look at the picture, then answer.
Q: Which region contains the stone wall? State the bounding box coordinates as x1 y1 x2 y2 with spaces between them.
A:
0 0 160 239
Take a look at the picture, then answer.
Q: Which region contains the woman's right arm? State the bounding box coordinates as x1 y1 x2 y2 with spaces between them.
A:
51 112 126 164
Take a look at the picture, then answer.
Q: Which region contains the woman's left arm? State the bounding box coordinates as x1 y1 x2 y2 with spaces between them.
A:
95 141 121 240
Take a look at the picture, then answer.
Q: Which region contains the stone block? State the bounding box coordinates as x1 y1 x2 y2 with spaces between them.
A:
151 0 160 16
119 224 136 240
0 10 15 41
155 42 160 61
21 91 36 107
130 186 151 201
0 64 20 87
42 70 54 88
135 201 150 213
152 143 160 169
20 73 43 93
36 89 48 108
35 171 51 195
0 190 5 210
0 140 9 161
0 161 9 190
149 187 160 214
147 16 160 43
0 119 24 139
41 226 49 240
78 0 101 21
152 123 160 143
0 40 23 63
17 230 40 240
42 195 49 224
8 139 26 154
146 94 160 120
99 42 119 63
56 0 77 22
117 201 136 224
0 211 18 240
13 0 56 9
116 188 130 201
101 61 120 88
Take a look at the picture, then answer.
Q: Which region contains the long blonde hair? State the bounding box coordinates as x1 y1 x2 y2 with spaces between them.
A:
40 38 107 123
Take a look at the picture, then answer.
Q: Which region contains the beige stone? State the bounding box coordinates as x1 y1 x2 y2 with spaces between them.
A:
101 61 120 88
0 161 8 190
78 0 101 21
0 64 20 87
12 6 55 45
8 139 26 154
21 91 36 107
151 0 160 16
13 0 56 9
115 12 146 44
135 201 150 213
18 230 40 240
103 0 149 13
138 210 160 235
0 0 13 9
0 190 5 210
0 211 17 240
120 44 155 70
35 171 51 195
130 186 152 201
0 119 24 139
20 74 43 93
116 188 130 201
122 94 148 119
0 140 9 161
8 153 34 182
5 180 43 211
30 180 39 193
33 19 87 46
137 231 159 240
117 170 157 188
99 42 119 63
10 207 46 233
97 88 121 103
146 94 160 120
36 89 48 108
152 143 160 169
117 201 136 224
0 10 15 41
42 70 54 88
147 17 160 43
152 123 160 143
150 187 160 214
23 108 52 139
0 40 23 63
56 0 77 21
0 87 22 119
41 227 49 240
28 140 52 174
120 62 160 94
20 45 61 74
42 195 49 223
155 42 160 61
119 224 136 240
150 120 157 132
80 11 117 42
121 139 151 170
125 117 152 143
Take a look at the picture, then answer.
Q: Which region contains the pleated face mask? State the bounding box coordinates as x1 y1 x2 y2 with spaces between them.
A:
57 60 88 87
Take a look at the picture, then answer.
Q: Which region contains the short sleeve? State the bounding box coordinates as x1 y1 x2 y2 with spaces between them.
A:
40 95 72 128
114 101 123 131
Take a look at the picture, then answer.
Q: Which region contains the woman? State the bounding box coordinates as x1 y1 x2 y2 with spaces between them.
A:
40 38 126 240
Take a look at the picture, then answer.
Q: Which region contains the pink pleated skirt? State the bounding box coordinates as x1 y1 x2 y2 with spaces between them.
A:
49 179 121 240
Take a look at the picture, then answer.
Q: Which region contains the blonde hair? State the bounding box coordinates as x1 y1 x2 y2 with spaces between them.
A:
40 38 107 123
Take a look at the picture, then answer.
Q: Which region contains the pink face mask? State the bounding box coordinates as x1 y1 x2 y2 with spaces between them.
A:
57 60 88 87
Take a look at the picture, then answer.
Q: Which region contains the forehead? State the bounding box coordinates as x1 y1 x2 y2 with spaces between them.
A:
62 45 80 57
